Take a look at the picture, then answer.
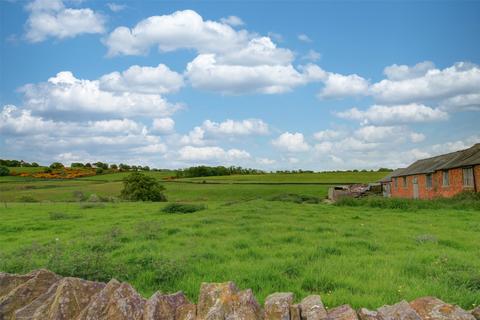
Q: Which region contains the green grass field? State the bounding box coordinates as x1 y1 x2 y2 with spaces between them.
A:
0 171 479 309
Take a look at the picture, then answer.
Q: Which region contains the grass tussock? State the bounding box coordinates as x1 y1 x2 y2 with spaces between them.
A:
335 191 480 210
161 203 206 213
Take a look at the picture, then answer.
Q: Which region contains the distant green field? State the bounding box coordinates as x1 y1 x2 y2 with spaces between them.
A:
179 171 387 184
0 170 478 309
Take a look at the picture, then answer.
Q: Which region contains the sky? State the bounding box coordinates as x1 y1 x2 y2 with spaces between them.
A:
1 0 479 170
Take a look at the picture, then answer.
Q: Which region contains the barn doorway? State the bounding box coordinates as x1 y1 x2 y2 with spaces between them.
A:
413 176 419 199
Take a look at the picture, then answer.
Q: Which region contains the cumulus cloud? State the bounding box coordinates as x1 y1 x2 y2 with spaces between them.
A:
20 71 181 118
151 118 175 134
272 132 310 152
186 54 308 94
178 146 250 162
25 0 105 42
220 15 244 27
99 64 184 94
336 103 448 125
383 61 436 81
202 119 269 136
319 73 369 99
313 129 344 141
354 125 424 143
371 62 480 106
104 10 250 56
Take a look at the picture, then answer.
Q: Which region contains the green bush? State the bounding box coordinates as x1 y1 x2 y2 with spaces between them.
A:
0 166 10 176
49 162 64 169
162 203 206 213
120 172 167 202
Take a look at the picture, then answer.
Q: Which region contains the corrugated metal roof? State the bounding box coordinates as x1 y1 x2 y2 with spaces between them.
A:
379 168 405 183
392 143 480 177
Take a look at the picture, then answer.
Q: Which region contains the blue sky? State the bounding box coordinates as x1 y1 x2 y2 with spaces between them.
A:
1 0 479 170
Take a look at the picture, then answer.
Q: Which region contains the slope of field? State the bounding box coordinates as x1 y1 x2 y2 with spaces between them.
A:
1 171 478 309
177 171 386 184
0 201 479 309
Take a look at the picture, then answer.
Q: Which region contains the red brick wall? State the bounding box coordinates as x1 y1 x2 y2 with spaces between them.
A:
389 164 479 199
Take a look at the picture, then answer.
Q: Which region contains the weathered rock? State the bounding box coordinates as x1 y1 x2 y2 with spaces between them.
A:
16 276 105 320
409 296 475 320
472 306 480 320
78 280 145 320
327 305 358 320
377 300 421 320
264 292 294 320
291 304 301 320
0 271 36 298
357 308 381 320
300 295 328 320
196 282 262 320
175 303 196 320
143 291 189 320
0 269 60 319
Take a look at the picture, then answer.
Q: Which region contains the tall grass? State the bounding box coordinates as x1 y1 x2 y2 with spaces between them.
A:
335 192 480 210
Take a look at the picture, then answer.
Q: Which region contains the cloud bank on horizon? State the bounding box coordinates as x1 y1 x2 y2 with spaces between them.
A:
1 0 479 170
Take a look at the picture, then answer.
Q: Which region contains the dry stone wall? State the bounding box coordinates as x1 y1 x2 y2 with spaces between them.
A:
0 269 479 320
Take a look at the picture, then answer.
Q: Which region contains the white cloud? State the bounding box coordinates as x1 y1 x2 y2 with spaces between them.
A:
132 143 167 154
298 34 312 43
0 104 56 135
151 118 175 134
178 146 250 162
104 9 250 56
313 129 344 141
272 132 310 152
107 3 126 12
220 15 244 27
25 0 105 42
439 93 480 112
383 61 435 81
354 125 424 143
202 119 269 136
319 73 369 99
180 127 207 146
410 132 426 143
257 157 276 165
20 71 180 118
302 49 321 62
371 62 480 105
99 64 184 94
185 54 308 94
336 103 449 125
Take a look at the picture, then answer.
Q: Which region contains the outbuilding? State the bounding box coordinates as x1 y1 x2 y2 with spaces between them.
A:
383 143 480 199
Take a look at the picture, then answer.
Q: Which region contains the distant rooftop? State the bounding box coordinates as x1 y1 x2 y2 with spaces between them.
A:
392 143 480 177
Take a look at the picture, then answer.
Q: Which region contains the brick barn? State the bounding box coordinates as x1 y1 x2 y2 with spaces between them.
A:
381 143 480 199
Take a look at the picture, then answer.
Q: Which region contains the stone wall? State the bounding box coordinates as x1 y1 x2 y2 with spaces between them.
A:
1 269 479 320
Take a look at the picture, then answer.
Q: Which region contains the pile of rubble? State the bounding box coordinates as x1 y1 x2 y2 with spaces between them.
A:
1 269 479 320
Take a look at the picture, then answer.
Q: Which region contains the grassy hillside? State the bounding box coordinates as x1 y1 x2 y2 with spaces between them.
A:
0 170 478 309
0 201 478 309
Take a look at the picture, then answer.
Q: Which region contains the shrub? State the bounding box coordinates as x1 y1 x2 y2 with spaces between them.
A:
95 167 104 174
79 202 105 209
120 172 167 202
49 162 64 169
162 203 206 213
72 190 87 201
0 166 10 176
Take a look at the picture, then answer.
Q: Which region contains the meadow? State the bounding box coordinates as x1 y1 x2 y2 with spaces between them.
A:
0 171 479 310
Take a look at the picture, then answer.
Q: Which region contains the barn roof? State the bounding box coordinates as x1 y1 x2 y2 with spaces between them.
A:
378 168 405 183
392 143 480 177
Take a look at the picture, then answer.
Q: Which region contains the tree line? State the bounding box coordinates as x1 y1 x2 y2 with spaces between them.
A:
175 166 265 178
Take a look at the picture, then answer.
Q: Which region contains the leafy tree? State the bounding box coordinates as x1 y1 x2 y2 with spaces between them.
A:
49 162 64 169
71 162 85 168
85 163 92 168
110 164 118 170
96 167 104 174
31 162 39 167
120 172 167 202
0 166 10 176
